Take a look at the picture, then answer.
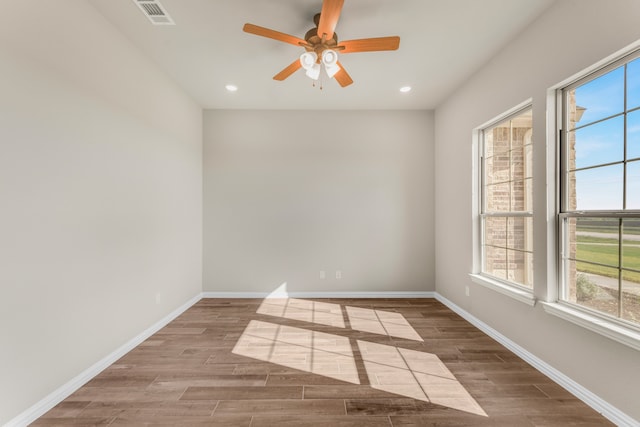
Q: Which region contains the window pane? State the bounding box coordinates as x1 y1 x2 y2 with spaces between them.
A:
508 217 533 252
570 164 624 210
484 129 495 157
484 217 506 248
565 172 578 211
626 110 640 160
485 182 510 212
627 57 640 110
524 143 533 179
621 271 640 324
627 160 640 210
524 252 534 288
511 111 532 177
564 217 578 261
510 144 532 181
509 179 532 211
564 217 640 322
484 245 506 280
574 217 620 268
510 150 524 180
571 66 624 128
511 112 532 150
575 217 619 236
564 258 578 302
485 155 509 184
571 116 624 170
622 219 640 271
486 125 510 157
574 264 620 318
507 250 533 288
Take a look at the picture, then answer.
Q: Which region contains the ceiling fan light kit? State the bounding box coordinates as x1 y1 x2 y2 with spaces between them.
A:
322 50 341 78
299 49 341 80
322 50 338 67
300 51 318 69
306 63 322 80
242 0 400 87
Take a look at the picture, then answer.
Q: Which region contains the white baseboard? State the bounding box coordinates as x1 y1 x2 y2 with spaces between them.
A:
434 293 638 427
202 291 436 299
4 293 203 427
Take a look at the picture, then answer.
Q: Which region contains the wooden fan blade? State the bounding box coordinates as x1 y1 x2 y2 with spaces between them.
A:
334 61 353 87
317 0 344 40
243 23 306 47
338 36 400 54
273 59 302 81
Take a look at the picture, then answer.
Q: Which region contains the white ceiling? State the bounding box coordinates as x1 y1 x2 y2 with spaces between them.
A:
89 0 556 110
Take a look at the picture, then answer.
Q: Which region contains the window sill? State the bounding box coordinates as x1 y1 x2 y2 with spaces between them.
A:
541 302 640 352
469 274 536 306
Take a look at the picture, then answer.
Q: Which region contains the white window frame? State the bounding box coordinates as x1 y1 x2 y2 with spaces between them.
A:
542 42 640 352
471 100 536 306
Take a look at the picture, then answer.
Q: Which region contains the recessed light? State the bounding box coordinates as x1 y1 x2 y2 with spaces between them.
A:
399 86 412 93
225 84 238 92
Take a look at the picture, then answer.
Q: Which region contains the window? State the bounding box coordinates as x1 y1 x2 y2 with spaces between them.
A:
559 52 640 328
479 107 534 290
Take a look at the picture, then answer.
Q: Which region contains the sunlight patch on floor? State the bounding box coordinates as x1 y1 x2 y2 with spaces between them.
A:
346 306 423 341
232 320 359 384
257 298 346 328
236 297 486 417
357 340 487 416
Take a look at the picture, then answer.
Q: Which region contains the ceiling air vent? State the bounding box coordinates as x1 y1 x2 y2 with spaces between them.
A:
132 0 175 25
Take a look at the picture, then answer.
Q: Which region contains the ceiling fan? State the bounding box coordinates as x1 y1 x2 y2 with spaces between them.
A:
243 0 400 87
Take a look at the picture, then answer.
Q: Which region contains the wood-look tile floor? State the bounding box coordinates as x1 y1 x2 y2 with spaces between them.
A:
33 298 614 426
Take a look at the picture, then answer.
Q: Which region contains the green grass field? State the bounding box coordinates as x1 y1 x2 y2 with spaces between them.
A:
576 235 640 283
575 218 640 236
577 226 640 235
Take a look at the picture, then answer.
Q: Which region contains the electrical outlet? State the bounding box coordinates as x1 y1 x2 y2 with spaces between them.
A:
336 270 342 279
320 270 326 279
465 286 470 297
155 293 162 304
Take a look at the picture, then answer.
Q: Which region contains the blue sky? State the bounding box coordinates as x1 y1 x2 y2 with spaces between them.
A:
571 58 640 210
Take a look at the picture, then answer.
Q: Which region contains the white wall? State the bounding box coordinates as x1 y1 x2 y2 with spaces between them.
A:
204 110 434 294
434 0 640 420
0 1 202 423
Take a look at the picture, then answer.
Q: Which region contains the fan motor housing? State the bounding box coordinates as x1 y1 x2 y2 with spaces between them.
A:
303 13 339 60
303 28 339 58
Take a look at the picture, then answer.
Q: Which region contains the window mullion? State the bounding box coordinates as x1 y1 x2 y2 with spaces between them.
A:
618 219 623 318
483 211 533 217
624 63 628 211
